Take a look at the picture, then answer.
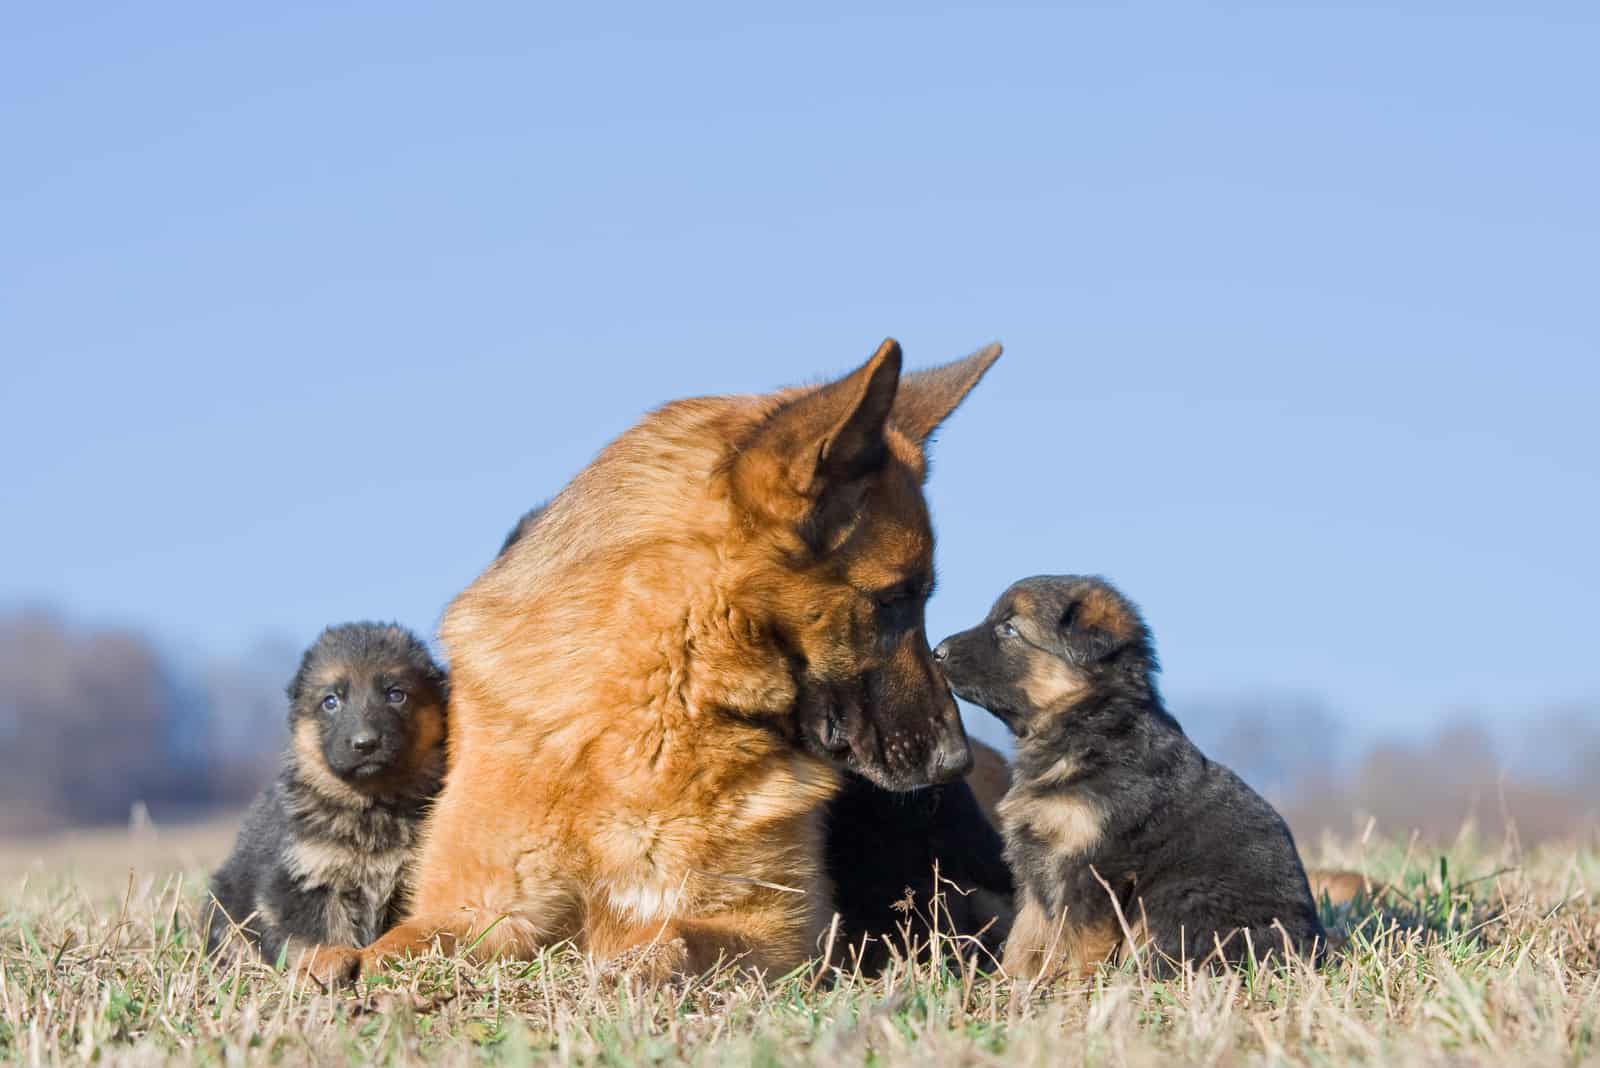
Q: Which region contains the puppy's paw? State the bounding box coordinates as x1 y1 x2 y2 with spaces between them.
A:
292 944 363 990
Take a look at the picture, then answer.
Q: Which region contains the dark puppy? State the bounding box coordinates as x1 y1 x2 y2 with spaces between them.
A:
935 577 1323 979
205 623 448 970
824 753 1014 973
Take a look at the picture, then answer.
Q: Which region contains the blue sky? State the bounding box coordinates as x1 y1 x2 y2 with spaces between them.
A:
3 3 1596 744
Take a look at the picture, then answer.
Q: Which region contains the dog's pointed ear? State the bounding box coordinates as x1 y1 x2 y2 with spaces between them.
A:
891 342 1001 443
735 339 902 509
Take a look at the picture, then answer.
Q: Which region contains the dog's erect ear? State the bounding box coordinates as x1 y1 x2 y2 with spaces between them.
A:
1057 586 1142 664
735 339 902 510
890 342 1001 444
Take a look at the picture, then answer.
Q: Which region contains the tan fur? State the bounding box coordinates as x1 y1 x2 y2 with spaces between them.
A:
290 721 370 809
1077 585 1137 641
1017 647 1090 712
1306 868 1373 906
283 836 412 947
344 343 1000 982
1035 754 1084 786
999 790 1105 858
965 739 1011 825
1002 892 1122 981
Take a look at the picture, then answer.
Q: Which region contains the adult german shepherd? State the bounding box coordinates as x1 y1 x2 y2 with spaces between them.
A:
319 339 1000 981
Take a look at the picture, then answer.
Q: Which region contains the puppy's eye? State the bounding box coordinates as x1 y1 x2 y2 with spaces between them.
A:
386 688 407 706
321 694 339 712
997 621 1020 639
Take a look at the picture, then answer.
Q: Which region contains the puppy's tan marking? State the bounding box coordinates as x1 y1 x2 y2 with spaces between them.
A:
1000 790 1103 857
1017 648 1089 712
1077 586 1136 641
291 720 369 809
286 838 409 894
1002 893 1121 981
1035 753 1084 787
407 703 448 771
1306 869 1374 907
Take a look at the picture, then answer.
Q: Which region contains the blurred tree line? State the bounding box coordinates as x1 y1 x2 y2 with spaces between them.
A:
0 610 292 834
0 608 1595 843
1180 695 1600 845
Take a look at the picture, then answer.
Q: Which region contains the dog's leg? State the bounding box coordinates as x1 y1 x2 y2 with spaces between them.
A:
673 897 824 978
291 943 365 988
357 780 579 975
1001 894 1057 980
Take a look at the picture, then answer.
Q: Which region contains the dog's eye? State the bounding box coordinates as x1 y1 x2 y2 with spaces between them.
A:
997 621 1019 639
321 694 339 712
386 688 407 706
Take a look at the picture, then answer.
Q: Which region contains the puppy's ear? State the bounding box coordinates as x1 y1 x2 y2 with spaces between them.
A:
1056 595 1124 664
732 339 902 535
890 342 1001 445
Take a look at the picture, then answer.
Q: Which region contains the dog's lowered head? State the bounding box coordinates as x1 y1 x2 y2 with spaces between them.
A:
727 339 1001 790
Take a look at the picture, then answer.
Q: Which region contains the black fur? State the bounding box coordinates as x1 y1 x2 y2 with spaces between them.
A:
824 774 1014 972
497 503 548 558
205 623 448 963
935 576 1324 974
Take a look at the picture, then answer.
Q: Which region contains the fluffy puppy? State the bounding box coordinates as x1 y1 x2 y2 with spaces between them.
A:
935 577 1324 979
205 623 448 969
824 766 1014 972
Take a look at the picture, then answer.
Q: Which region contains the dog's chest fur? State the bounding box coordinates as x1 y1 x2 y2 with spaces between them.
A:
279 779 430 947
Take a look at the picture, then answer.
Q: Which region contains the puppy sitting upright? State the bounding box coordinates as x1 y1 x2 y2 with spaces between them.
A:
934 577 1323 979
206 623 448 967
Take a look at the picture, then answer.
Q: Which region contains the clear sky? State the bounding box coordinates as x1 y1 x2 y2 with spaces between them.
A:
3 3 1596 743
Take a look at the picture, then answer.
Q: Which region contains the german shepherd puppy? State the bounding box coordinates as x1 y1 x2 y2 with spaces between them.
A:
824 760 1014 972
935 577 1324 979
498 499 1014 974
311 340 1000 984
205 623 448 969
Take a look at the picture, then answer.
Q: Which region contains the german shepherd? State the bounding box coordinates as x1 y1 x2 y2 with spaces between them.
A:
935 576 1324 979
205 623 447 970
311 339 1000 982
497 505 1016 974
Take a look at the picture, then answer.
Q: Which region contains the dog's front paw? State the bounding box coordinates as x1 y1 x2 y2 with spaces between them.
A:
293 944 363 989
599 936 690 987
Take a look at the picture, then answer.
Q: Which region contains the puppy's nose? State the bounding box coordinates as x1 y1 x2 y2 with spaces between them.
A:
349 730 379 755
932 640 950 663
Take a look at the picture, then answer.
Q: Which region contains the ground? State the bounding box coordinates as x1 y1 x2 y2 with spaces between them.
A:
1 818 1597 1066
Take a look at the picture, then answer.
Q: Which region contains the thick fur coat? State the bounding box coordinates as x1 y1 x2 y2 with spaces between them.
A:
321 341 1001 982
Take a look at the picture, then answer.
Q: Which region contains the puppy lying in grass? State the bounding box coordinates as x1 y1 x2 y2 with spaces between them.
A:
205 623 447 973
934 576 1325 979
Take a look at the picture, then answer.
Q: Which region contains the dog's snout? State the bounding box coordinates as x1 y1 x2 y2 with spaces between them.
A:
932 640 950 663
928 737 974 783
349 729 379 755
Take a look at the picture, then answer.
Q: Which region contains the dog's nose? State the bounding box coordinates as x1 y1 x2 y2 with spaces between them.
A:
349 730 379 755
932 640 950 663
928 737 974 783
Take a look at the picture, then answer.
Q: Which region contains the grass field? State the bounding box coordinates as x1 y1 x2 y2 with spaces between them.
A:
2 819 1597 1066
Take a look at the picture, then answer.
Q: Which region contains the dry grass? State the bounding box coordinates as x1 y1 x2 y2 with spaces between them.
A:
2 820 1598 1066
